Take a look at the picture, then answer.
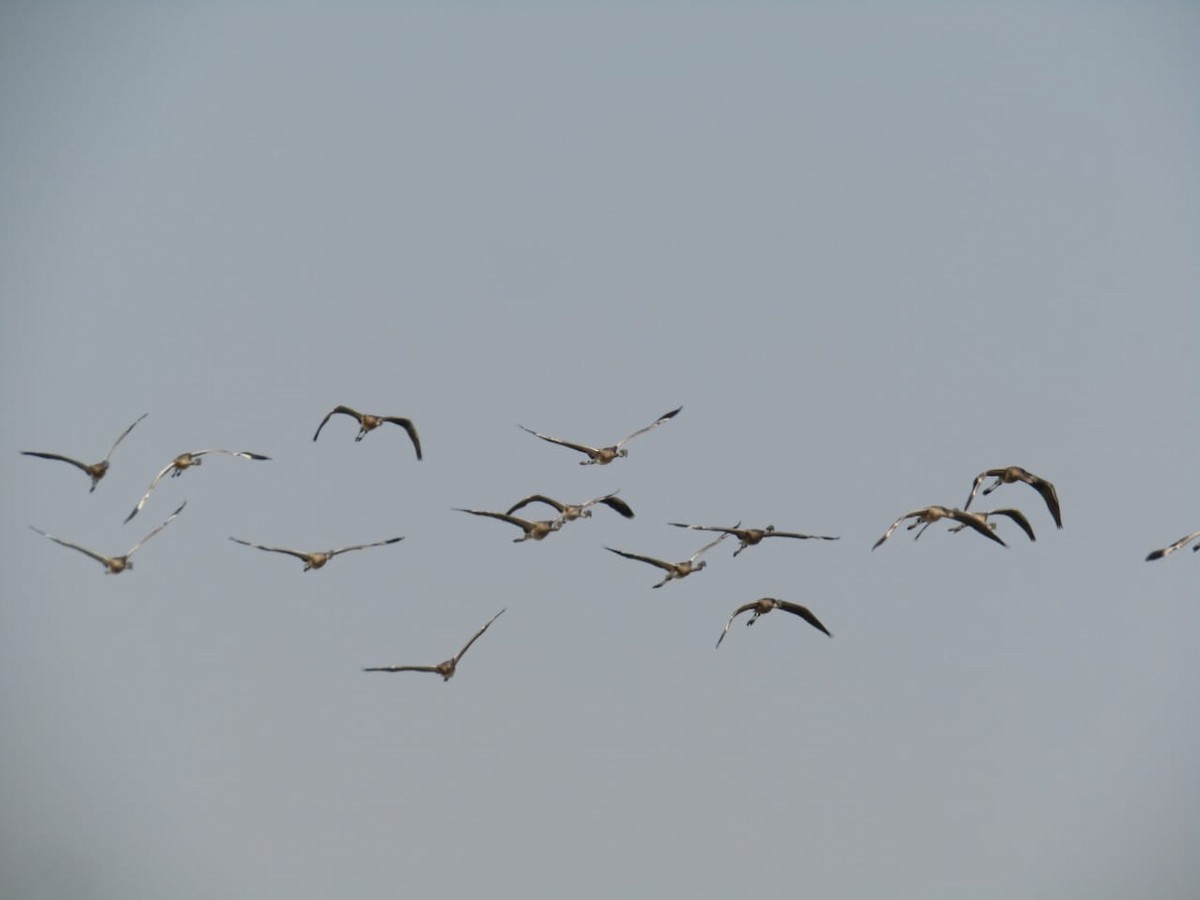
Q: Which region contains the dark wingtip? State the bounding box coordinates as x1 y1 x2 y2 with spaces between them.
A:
1145 550 1164 561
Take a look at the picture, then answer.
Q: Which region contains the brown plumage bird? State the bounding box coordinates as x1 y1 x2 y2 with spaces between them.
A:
605 532 728 588
125 449 271 523
505 491 634 522
716 597 832 648
963 466 1062 528
312 406 422 459
872 505 1007 550
21 412 148 492
946 508 1037 542
363 609 505 681
1145 531 1200 562
31 501 186 574
455 508 564 542
518 405 682 465
669 521 839 556
228 535 404 571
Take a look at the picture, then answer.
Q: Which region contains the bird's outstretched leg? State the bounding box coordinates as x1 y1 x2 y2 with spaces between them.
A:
912 521 934 541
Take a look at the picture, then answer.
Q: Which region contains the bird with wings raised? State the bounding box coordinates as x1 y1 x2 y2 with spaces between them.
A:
32 501 187 574
21 412 148 492
363 609 505 682
518 405 682 465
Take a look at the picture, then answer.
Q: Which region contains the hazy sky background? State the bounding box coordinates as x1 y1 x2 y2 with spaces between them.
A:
2 4 1197 898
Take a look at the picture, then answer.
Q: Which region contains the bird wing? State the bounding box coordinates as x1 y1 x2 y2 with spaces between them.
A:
505 495 565 516
985 508 1037 542
517 425 599 457
381 417 422 459
104 412 149 460
228 537 314 562
716 602 759 648
20 451 93 475
1029 476 1063 528
363 665 440 674
124 460 181 523
328 536 405 557
947 509 1007 547
453 608 506 664
126 501 187 557
605 546 674 572
189 449 272 462
668 522 740 536
689 532 729 561
456 508 532 530
764 530 840 541
776 601 833 637
593 494 635 519
313 406 360 441
29 526 110 565
1146 530 1200 561
614 405 683 449
872 511 923 550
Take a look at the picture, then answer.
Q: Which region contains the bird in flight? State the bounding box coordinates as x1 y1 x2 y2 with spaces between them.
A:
963 466 1062 529
505 491 634 522
605 532 728 588
669 521 839 556
455 508 564 542
1145 531 1200 562
872 505 1007 550
31 501 187 574
228 535 404 571
125 449 271 523
946 508 1037 542
312 406 422 459
518 405 682 465
21 412 148 492
716 597 833 648
363 608 506 681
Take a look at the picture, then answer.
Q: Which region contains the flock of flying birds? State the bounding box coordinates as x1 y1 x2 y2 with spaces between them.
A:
21 404 1199 682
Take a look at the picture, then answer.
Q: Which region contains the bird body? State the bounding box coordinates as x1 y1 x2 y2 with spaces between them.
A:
964 466 1062 528
21 412 148 492
126 449 271 523
669 521 838 556
872 505 1007 550
505 491 634 522
312 406 422 459
606 532 728 587
1145 531 1200 561
947 508 1036 542
363 609 505 681
716 597 832 648
31 501 186 574
456 508 563 542
229 535 404 571
519 405 682 465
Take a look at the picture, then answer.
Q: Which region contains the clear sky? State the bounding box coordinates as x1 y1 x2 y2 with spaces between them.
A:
2 4 1197 898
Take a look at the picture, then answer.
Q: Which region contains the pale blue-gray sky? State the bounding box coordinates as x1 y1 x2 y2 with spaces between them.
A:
2 4 1197 898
